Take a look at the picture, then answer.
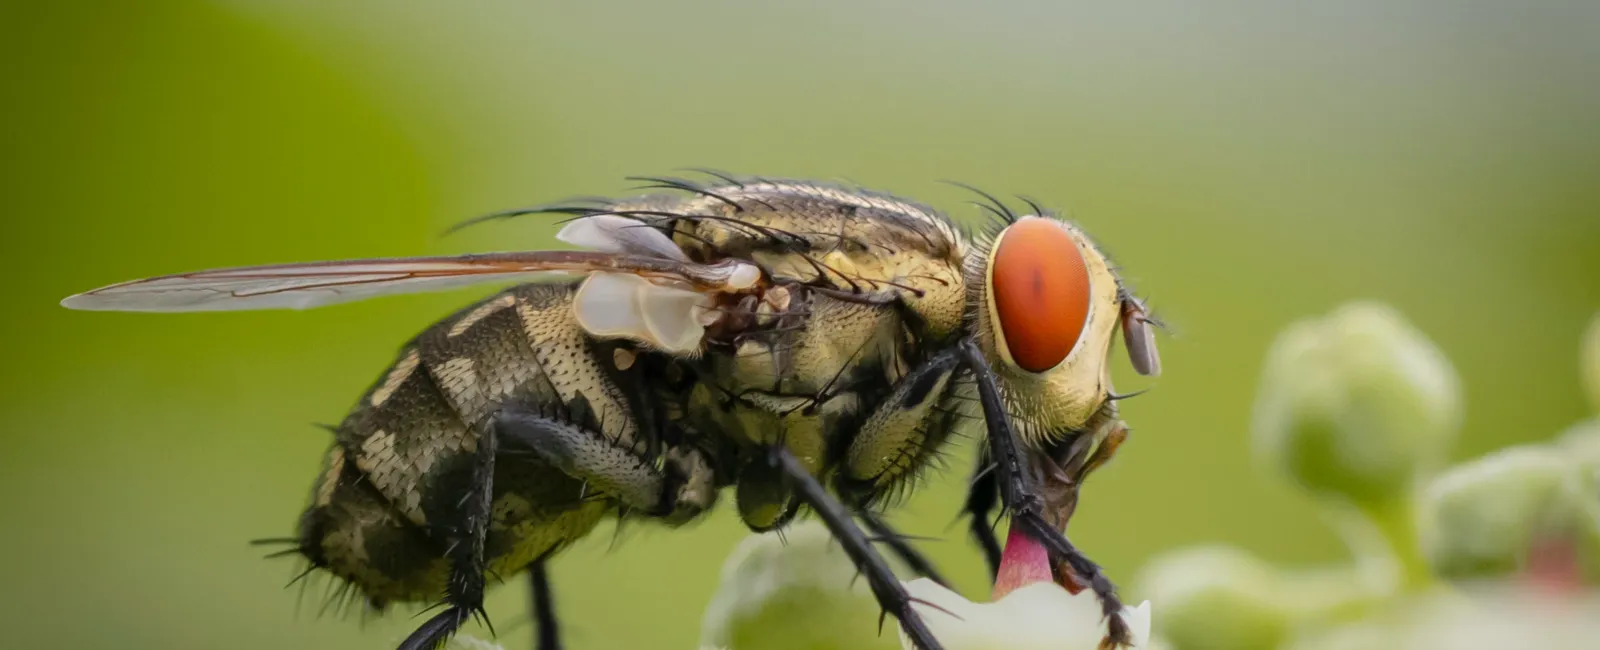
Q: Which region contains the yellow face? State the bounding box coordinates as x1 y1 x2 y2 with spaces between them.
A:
972 216 1159 443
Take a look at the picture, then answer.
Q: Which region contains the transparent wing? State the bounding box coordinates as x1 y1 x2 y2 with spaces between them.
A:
61 251 760 313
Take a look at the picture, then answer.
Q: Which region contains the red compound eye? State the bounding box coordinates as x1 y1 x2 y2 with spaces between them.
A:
990 218 1091 372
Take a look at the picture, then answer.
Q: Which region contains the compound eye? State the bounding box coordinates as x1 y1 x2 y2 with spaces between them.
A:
990 218 1091 372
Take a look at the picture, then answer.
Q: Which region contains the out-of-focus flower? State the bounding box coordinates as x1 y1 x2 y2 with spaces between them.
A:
447 636 506 650
902 526 1151 650
1583 312 1600 413
1285 582 1600 650
1557 419 1600 477
1252 302 1461 508
699 521 902 650
1281 621 1400 650
1400 582 1600 650
1419 445 1600 585
1134 546 1293 650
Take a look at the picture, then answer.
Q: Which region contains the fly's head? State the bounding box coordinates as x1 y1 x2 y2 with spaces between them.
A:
965 206 1161 468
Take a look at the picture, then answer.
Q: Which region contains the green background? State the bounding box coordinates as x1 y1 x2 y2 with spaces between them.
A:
3 1 1597 648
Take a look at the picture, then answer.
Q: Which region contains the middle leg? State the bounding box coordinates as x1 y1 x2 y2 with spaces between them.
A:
769 446 943 650
857 509 951 587
961 457 1004 581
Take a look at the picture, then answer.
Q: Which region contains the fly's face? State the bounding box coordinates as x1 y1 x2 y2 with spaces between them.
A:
968 213 1161 445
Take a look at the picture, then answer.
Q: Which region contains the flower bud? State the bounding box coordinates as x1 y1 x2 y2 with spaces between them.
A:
1253 302 1461 507
1583 312 1600 413
1419 446 1600 585
1134 546 1293 650
699 522 904 650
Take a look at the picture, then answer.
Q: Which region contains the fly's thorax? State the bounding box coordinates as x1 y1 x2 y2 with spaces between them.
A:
966 216 1124 442
688 291 900 452
646 179 970 339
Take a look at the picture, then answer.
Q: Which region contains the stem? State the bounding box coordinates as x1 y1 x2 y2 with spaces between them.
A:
1330 493 1434 595
1369 495 1435 591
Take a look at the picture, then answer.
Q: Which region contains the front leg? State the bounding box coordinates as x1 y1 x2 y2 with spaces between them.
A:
835 347 967 585
769 446 944 650
957 340 1132 648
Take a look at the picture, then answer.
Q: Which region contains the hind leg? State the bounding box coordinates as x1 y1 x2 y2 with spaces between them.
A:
529 558 560 650
397 420 500 650
398 408 715 650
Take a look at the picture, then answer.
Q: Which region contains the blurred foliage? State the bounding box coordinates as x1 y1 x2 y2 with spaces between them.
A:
2 2 1598 649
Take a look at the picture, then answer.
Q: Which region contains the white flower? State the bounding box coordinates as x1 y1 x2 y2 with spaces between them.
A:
901 526 1152 650
1134 546 1295 650
900 578 1151 650
699 521 903 650
701 521 1152 650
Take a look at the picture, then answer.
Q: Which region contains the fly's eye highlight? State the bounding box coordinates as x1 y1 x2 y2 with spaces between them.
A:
990 217 1091 373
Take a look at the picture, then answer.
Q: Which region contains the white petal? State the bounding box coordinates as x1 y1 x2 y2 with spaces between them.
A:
557 214 687 260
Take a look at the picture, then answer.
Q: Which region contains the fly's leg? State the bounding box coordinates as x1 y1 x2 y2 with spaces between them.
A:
957 340 1132 648
769 446 944 650
529 558 560 650
858 509 950 588
495 410 718 522
397 422 499 650
836 347 968 585
962 458 1004 581
400 408 716 650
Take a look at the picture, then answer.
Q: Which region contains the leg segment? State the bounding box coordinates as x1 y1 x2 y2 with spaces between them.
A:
858 509 950 587
495 410 716 522
495 410 665 512
530 558 561 650
957 340 1131 647
832 348 967 588
961 458 1004 581
769 446 944 650
398 421 499 650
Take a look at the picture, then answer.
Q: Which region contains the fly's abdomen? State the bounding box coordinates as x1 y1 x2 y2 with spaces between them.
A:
299 282 639 604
